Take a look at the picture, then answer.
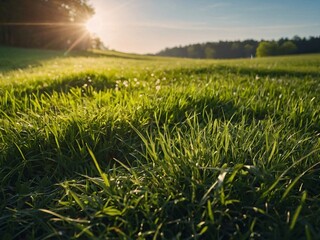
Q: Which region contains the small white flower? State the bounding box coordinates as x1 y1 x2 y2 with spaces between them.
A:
123 80 129 87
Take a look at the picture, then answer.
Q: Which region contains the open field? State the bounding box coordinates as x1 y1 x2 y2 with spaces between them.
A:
0 47 320 239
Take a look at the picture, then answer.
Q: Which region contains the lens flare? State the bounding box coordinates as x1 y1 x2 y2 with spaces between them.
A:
85 16 102 35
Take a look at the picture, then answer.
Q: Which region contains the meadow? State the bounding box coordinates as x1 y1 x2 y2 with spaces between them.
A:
0 46 320 239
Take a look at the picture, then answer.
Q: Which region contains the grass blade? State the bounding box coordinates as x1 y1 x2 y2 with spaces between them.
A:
87 145 110 188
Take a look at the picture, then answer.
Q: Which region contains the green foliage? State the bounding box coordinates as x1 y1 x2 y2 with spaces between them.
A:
204 46 215 58
0 47 320 239
0 0 94 50
158 36 320 59
256 41 279 57
257 41 298 57
280 41 298 55
158 40 259 59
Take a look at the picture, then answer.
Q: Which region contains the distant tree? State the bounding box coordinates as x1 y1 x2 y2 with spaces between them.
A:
186 44 204 58
280 41 297 55
156 36 320 59
293 35 302 42
244 44 254 57
204 46 215 58
256 41 279 57
295 36 320 54
91 37 105 49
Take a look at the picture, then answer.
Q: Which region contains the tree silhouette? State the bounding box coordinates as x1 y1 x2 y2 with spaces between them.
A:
0 0 94 50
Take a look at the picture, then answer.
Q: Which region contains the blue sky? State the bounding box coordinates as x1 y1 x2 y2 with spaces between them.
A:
88 0 320 53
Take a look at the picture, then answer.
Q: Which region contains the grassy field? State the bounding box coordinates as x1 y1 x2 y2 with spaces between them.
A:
0 46 320 239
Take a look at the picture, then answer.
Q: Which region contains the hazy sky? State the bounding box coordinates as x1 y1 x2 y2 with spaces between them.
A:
88 0 320 54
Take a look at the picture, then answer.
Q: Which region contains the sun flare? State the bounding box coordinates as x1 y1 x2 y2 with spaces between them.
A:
85 16 103 36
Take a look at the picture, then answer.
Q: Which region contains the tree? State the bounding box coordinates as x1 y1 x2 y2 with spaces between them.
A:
244 44 254 58
156 36 320 59
204 46 215 59
280 41 297 55
0 0 94 50
256 41 279 57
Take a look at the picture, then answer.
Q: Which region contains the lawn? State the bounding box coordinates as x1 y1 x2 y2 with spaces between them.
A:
0 47 319 239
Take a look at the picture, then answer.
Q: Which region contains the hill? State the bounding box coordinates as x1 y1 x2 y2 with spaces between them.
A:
1 47 320 239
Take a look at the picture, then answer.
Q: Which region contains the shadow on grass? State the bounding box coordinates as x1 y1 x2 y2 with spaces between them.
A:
2 89 318 191
0 46 65 73
147 95 267 128
0 116 141 188
10 72 118 97
1 97 245 182
229 65 320 78
0 47 153 73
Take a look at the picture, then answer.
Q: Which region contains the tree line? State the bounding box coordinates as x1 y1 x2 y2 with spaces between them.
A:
156 36 320 59
0 0 94 50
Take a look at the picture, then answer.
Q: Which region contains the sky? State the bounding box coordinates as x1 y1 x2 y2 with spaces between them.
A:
87 0 320 54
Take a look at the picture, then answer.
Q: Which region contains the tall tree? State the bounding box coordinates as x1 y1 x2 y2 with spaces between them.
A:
0 0 94 50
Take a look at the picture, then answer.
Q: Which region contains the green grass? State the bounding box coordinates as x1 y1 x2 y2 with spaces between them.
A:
0 47 320 239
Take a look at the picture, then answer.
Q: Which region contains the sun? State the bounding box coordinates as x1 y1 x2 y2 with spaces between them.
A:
85 16 103 36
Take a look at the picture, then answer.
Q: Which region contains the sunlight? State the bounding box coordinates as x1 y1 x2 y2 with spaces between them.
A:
85 15 103 36
85 0 136 51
